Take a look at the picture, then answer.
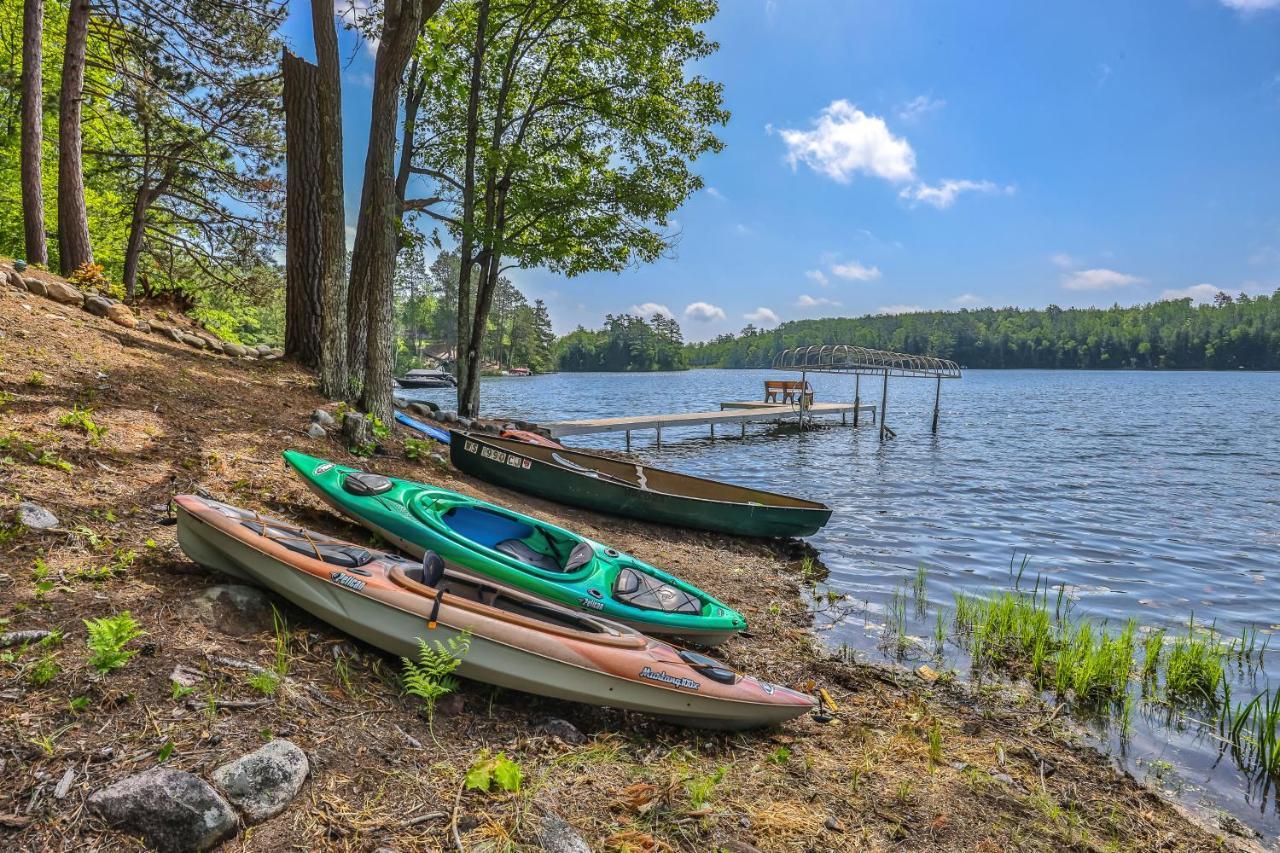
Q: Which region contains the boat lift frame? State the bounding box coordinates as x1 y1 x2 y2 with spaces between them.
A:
771 344 962 440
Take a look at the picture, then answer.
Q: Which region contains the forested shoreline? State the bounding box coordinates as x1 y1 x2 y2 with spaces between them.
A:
683 293 1280 370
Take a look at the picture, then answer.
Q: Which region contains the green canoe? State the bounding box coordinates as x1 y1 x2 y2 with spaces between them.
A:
282 451 746 645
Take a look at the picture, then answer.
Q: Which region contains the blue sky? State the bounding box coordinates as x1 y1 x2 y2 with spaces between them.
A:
281 1 1280 339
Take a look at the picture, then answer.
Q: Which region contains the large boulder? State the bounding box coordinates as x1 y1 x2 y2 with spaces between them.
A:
189 585 275 636
24 277 47 297
44 280 84 305
210 739 309 824
83 295 112 317
106 302 137 329
86 768 238 852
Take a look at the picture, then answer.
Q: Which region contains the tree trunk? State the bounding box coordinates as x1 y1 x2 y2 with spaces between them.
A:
346 0 442 422
459 187 508 417
57 0 92 275
453 0 490 412
20 0 47 266
311 0 348 398
282 49 324 367
121 185 149 299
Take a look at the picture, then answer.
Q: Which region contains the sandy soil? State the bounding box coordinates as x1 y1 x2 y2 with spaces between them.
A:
0 272 1257 851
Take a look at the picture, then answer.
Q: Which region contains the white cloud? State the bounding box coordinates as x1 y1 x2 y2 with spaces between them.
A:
705 186 725 201
805 269 829 287
684 301 726 322
796 294 841 308
1219 0 1280 10
336 0 380 53
952 293 983 306
735 223 755 235
1050 252 1076 268
1061 268 1145 291
876 304 924 315
777 100 917 184
900 179 1007 209
630 302 673 318
831 260 881 281
1160 284 1223 304
744 307 780 326
897 94 945 122
345 224 357 250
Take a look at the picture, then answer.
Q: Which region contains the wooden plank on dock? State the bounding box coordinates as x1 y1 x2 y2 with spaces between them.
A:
543 401 873 438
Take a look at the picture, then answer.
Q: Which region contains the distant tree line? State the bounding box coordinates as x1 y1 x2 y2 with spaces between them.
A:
556 313 687 371
684 292 1280 370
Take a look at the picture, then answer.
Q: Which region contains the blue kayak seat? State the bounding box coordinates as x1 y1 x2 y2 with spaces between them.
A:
495 538 560 573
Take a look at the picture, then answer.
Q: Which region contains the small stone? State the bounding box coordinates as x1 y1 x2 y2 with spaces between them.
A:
54 768 75 799
255 344 272 356
949 761 970 772
305 423 327 439
24 277 47 297
17 501 59 530
107 303 136 328
311 409 335 427
165 327 185 343
222 342 249 358
44 280 84 305
134 321 151 334
205 339 225 354
429 453 447 465
189 585 276 636
824 816 845 832
991 772 1017 787
269 348 283 358
83 295 112 317
87 768 237 852
181 333 207 350
914 664 939 683
210 739 309 824
5 269 25 290
535 717 586 745
534 814 590 853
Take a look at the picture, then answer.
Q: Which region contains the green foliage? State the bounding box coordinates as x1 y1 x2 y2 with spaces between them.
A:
83 611 146 674
368 415 390 440
271 606 290 678
400 631 470 727
247 670 279 696
1164 620 1226 703
57 406 108 444
68 263 123 300
68 696 92 713
686 294 1280 370
156 740 175 763
464 749 523 794
765 746 791 766
27 652 60 686
25 371 45 387
404 438 433 461
171 681 196 700
685 766 727 808
557 313 688 372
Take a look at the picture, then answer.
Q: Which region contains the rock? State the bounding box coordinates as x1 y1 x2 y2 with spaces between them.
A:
7 269 28 290
105 303 136 328
83 295 112 317
914 664 939 683
455 416 472 430
210 740 308 824
134 321 151 334
255 344 272 356
311 409 335 427
437 410 456 424
222 342 248 358
205 339 225 354
87 768 238 852
54 768 75 799
189 585 275 636
305 422 326 439
429 453 446 466
535 717 586 745
180 333 207 350
534 814 590 853
269 348 283 358
24 277 47 297
502 422 518 432
165 326 185 343
44 280 84 305
17 501 59 530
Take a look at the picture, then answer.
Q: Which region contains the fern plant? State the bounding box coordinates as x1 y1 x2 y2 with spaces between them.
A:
401 630 470 732
84 612 146 674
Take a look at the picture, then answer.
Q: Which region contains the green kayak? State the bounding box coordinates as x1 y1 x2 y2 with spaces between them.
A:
282 451 746 645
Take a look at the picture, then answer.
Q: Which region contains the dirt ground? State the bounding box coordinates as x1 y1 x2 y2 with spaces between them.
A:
0 273 1259 851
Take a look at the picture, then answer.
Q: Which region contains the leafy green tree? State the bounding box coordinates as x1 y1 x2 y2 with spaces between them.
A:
405 0 726 414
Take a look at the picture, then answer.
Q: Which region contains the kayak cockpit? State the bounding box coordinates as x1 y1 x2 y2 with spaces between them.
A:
431 503 595 576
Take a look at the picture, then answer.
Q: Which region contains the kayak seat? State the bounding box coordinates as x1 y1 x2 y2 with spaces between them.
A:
495 538 561 573
343 472 394 496
241 521 375 568
564 541 595 571
613 567 702 614
421 551 446 587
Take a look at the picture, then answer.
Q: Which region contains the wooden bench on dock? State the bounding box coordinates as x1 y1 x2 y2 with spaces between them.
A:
763 380 813 406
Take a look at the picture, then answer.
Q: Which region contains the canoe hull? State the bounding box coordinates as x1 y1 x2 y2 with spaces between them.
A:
449 434 832 538
175 497 813 729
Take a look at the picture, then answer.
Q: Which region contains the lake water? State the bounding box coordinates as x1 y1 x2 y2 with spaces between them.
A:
403 368 1280 834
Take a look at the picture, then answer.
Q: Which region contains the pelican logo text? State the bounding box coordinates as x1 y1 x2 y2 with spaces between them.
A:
638 667 701 691
329 571 365 591
578 596 604 610
314 462 334 474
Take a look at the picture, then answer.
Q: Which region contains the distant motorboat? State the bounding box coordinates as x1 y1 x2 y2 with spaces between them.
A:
396 368 456 388
508 367 531 376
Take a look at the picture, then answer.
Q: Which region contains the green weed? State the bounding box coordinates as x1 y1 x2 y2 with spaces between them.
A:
401 631 470 731
685 766 727 808
84 611 145 673
57 406 108 444
464 750 522 794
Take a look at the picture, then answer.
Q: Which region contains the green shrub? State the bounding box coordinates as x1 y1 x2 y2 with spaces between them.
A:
84 612 146 673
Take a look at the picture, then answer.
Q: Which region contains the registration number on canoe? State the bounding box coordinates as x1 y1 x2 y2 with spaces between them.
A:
466 440 531 470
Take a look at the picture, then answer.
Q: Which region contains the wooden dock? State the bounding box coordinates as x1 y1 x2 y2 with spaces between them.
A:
543 401 876 446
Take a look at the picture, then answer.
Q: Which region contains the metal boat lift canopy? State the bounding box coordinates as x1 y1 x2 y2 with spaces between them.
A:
771 344 961 379
771 344 961 439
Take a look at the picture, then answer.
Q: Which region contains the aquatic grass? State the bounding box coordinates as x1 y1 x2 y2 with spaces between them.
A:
1227 688 1280 779
881 584 911 659
1164 619 1227 705
911 565 928 617
1141 628 1166 683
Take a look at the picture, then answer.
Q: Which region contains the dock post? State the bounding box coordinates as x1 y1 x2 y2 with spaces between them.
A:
931 375 941 434
879 369 890 441
741 421 746 439
798 370 808 430
853 374 861 427
710 423 714 439
625 430 631 451
656 426 662 448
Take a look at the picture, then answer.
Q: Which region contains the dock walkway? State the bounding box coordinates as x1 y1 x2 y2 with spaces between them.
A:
543 401 875 445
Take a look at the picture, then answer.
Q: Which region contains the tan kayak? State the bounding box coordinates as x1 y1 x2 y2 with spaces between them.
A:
174 495 816 730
